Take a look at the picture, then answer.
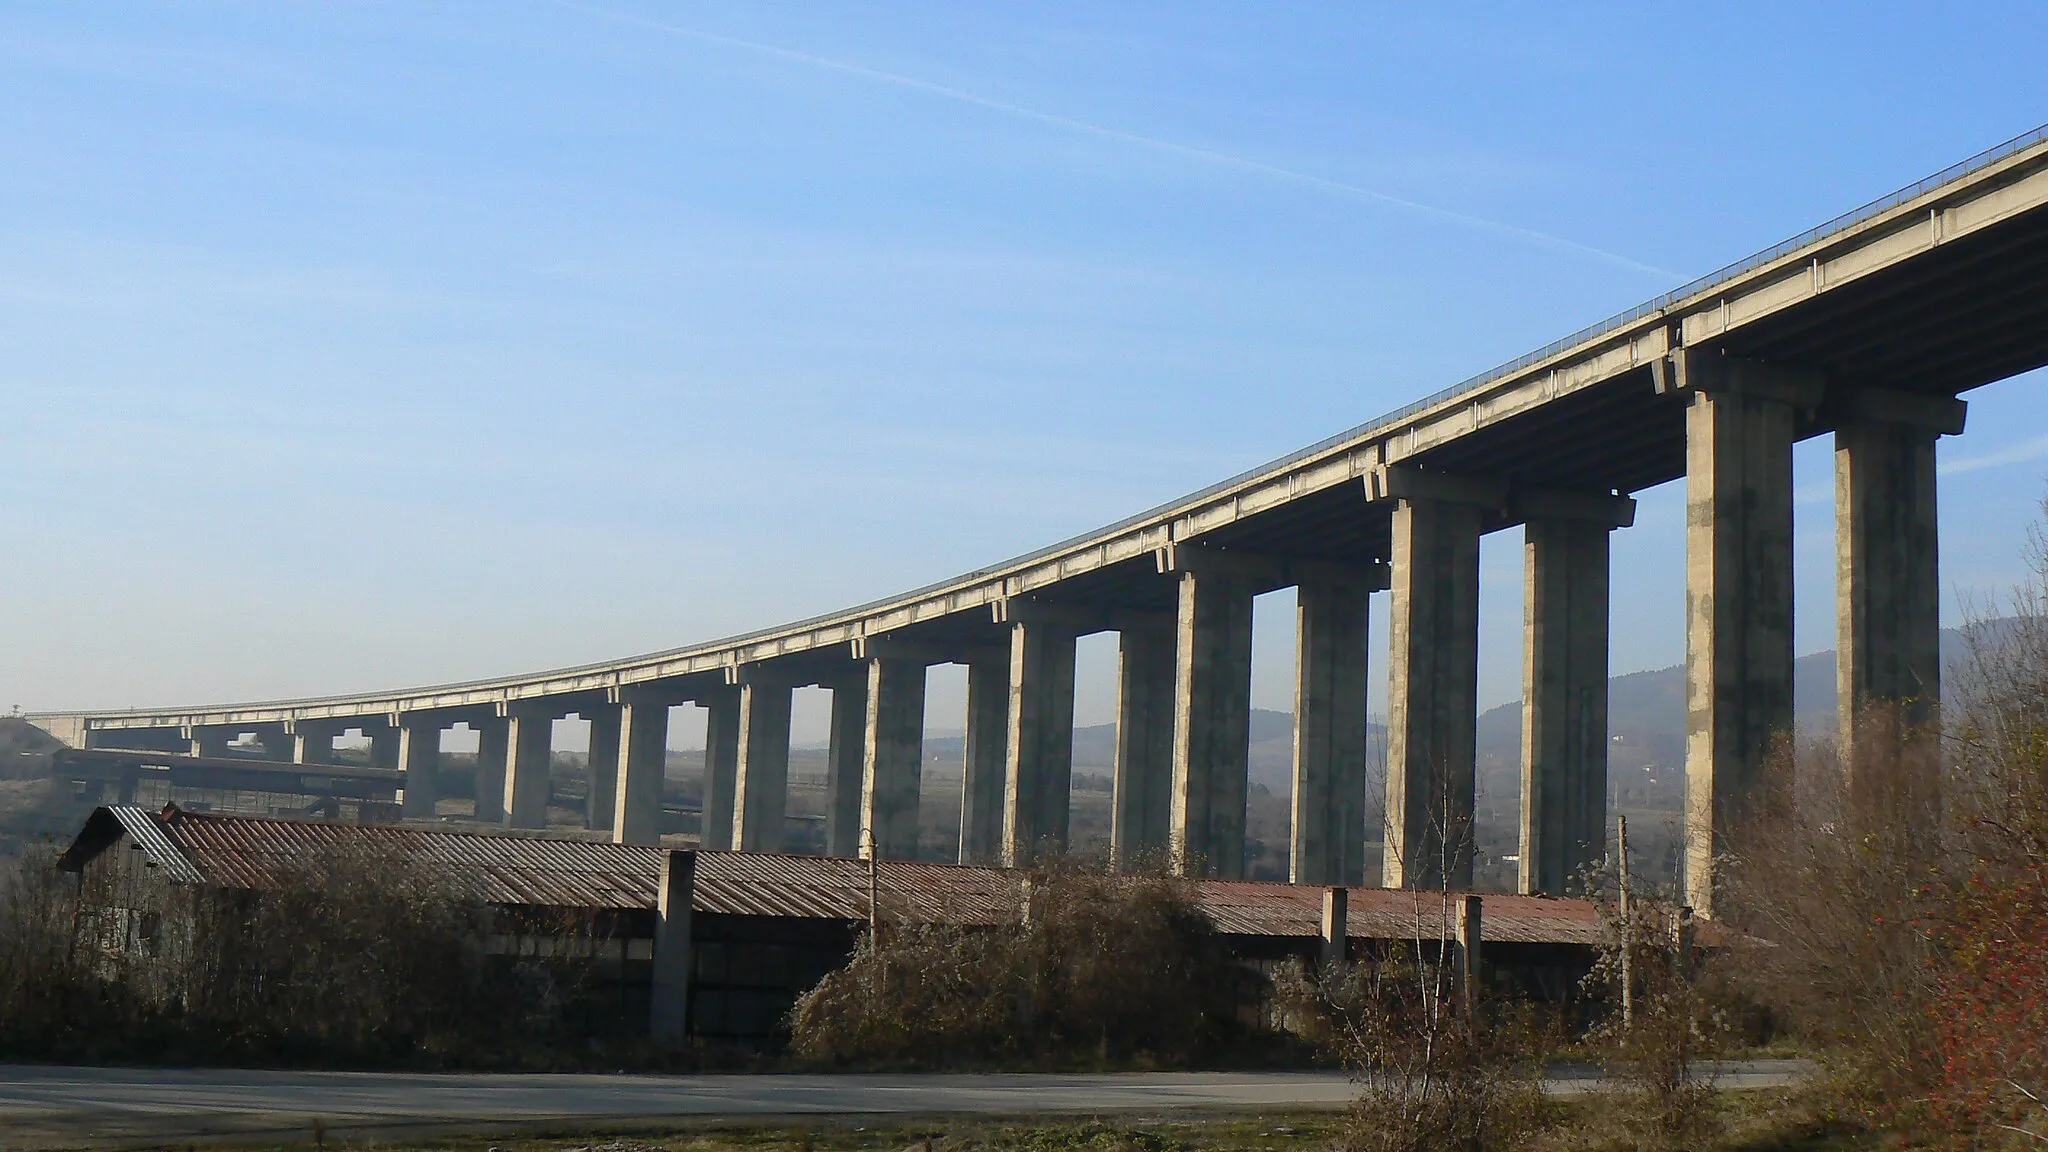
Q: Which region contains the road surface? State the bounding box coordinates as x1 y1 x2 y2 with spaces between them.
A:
0 1062 1808 1149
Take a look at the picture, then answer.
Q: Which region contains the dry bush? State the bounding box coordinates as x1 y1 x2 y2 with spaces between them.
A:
786 862 1259 1068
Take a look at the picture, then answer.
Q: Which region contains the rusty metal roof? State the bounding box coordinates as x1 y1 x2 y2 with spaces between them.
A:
72 806 1612 945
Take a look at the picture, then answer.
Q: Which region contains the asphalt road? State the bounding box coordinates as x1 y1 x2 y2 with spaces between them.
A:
0 1062 1808 1149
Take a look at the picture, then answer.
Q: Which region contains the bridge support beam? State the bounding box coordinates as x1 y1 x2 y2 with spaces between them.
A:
1519 511 1625 896
1384 495 1483 890
474 717 509 824
1112 621 1176 871
399 720 441 820
258 726 295 762
959 653 1009 864
824 675 868 858
1835 389 1966 771
861 657 927 859
189 727 233 759
1677 355 1813 915
1169 569 1256 879
503 708 555 829
291 723 338 766
584 704 621 831
731 678 794 852
699 687 740 851
1003 622 1077 866
1292 574 1376 886
612 694 672 846
368 724 400 772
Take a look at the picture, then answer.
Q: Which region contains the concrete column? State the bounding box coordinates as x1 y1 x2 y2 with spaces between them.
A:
650 849 697 1045
1002 622 1078 866
1170 571 1256 879
369 726 400 771
1384 496 1483 890
1112 623 1175 870
1520 519 1612 896
861 657 927 860
612 698 670 846
1292 576 1372 887
1320 886 1349 972
1836 400 1958 765
958 654 1010 865
699 687 740 851
503 709 555 829
473 717 509 824
399 720 442 820
190 727 233 758
258 727 295 762
731 678 794 852
824 676 868 858
585 704 622 832
293 725 336 766
1684 385 1797 915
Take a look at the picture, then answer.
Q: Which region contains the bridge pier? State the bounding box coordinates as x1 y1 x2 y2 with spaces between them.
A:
399 719 441 820
824 674 868 858
1002 621 1077 865
1291 573 1375 886
861 656 927 859
731 677 794 852
290 721 339 766
474 716 509 824
1518 505 1628 896
1383 490 1483 890
1835 389 1966 769
503 707 556 828
699 687 740 850
1677 355 1812 914
189 726 233 759
368 724 400 771
958 653 1009 864
1112 621 1175 871
584 704 621 831
612 692 672 846
1168 566 1256 879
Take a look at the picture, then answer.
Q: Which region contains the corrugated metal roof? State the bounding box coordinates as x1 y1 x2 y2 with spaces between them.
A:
99 807 1615 945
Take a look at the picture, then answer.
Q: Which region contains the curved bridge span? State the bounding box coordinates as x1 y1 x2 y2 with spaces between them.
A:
35 125 2048 912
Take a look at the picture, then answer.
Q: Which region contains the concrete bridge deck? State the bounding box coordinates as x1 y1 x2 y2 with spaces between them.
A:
33 124 2048 910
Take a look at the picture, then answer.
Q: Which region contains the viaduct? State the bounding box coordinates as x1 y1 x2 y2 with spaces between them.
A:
31 126 2048 914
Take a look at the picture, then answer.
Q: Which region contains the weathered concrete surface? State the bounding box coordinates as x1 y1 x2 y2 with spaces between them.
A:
1684 380 1798 915
824 676 868 858
700 687 741 852
1519 518 1611 896
398 721 441 820
959 654 1009 865
1003 622 1077 866
1112 622 1175 870
1385 496 1482 890
474 716 509 825
732 680 794 852
1291 577 1371 886
1171 571 1255 880
503 710 554 829
862 657 927 859
584 703 621 832
613 696 671 847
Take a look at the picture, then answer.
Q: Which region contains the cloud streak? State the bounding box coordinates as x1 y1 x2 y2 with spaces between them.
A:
559 1 1679 280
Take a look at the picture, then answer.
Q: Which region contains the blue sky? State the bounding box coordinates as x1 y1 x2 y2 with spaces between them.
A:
4 2 2047 745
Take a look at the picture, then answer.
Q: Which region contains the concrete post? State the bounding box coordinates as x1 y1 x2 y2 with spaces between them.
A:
699 687 740 851
503 709 555 829
861 657 927 860
1002 621 1078 866
824 675 868 858
1684 381 1799 915
1385 496 1483 890
650 849 697 1045
584 704 621 832
1111 622 1176 871
1835 391 1963 770
731 678 794 852
473 717 509 824
959 654 1010 865
612 697 670 846
1320 886 1349 972
1519 518 1612 896
1292 576 1372 886
398 720 442 821
1170 570 1256 879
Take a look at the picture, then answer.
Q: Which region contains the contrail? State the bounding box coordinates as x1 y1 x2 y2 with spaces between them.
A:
559 2 1680 280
